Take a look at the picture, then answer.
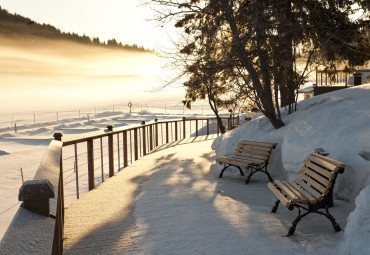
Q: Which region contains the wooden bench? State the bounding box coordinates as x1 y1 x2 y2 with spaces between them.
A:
267 153 346 236
216 140 278 184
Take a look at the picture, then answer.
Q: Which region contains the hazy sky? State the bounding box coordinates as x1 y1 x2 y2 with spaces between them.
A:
0 0 175 50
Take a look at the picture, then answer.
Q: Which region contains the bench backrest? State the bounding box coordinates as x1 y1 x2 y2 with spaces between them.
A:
234 140 278 163
294 153 345 202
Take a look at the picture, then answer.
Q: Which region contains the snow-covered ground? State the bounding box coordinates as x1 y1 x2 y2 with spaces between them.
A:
213 83 370 254
1 83 370 254
0 108 221 241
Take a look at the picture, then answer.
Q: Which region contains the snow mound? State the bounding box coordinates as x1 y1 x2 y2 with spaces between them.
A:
339 185 370 255
212 84 370 201
213 84 370 253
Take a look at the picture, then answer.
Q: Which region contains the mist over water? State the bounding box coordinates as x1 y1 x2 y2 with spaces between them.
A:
0 37 184 115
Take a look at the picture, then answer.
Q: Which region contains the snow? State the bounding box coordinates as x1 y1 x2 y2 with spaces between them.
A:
1 84 370 254
0 108 221 241
212 83 370 254
339 184 370 255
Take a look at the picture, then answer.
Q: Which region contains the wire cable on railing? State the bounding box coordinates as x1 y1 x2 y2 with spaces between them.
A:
0 202 22 216
63 166 76 173
64 171 77 180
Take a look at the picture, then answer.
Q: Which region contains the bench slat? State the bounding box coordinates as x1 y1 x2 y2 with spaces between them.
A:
236 144 274 152
274 180 300 202
236 148 271 157
217 157 249 168
301 166 332 188
234 151 268 161
286 181 317 204
312 153 346 168
294 178 323 201
239 140 277 148
282 181 309 204
303 160 334 179
267 182 291 208
231 155 265 165
298 173 327 194
307 155 339 173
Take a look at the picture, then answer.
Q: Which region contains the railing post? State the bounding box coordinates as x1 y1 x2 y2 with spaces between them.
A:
142 121 146 155
52 155 64 255
196 119 198 137
87 138 94 191
183 117 186 139
166 122 169 143
149 124 153 151
107 125 114 177
175 121 178 141
155 119 158 147
134 128 138 160
207 119 210 135
123 131 128 167
53 133 63 141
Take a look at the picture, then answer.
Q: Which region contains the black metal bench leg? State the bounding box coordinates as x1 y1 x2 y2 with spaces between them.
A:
219 165 228 178
288 210 310 236
324 207 341 232
245 170 256 184
271 199 280 213
265 171 274 182
236 166 245 176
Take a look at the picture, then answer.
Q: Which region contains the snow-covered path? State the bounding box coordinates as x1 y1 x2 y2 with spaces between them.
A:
63 136 353 255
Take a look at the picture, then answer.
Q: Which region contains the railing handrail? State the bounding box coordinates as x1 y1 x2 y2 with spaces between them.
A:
61 116 236 146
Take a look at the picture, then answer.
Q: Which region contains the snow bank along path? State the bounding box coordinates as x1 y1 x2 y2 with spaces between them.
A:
63 136 353 255
213 84 370 255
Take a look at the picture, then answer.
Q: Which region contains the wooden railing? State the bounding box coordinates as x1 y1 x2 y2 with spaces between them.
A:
315 68 370 86
0 115 239 255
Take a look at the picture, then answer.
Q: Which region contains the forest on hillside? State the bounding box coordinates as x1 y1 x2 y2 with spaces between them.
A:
0 6 152 52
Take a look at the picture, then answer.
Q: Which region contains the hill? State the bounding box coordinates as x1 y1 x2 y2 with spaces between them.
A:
0 6 151 52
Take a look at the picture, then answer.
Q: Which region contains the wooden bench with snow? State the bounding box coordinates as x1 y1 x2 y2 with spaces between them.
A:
267 153 346 236
216 140 278 184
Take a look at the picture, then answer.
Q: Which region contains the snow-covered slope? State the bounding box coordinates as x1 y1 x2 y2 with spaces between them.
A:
212 84 370 253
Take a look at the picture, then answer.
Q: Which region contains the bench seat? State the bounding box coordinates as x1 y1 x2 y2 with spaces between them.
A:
268 153 345 236
216 140 277 184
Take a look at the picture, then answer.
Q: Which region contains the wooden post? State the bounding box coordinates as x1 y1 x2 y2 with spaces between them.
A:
142 121 146 156
183 117 186 139
100 138 104 182
175 121 178 141
108 133 114 177
117 134 120 171
207 119 210 135
155 119 158 147
166 122 169 144
87 139 94 191
196 119 199 137
149 124 153 151
134 128 138 160
123 131 128 167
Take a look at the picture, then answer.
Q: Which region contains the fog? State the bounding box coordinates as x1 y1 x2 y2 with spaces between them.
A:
0 37 184 115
